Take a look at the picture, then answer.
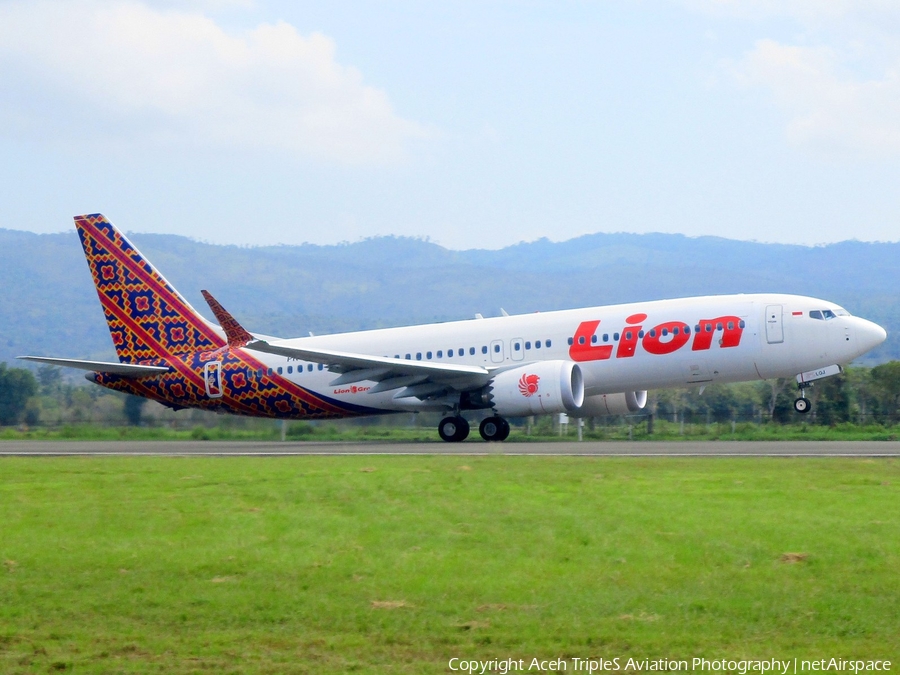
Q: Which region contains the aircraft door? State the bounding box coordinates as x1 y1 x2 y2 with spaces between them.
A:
490 339 504 363
765 305 784 344
511 338 524 361
204 361 223 398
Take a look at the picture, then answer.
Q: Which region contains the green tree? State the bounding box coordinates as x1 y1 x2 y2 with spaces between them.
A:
0 363 38 425
870 361 900 423
123 395 148 426
37 365 62 396
813 373 851 426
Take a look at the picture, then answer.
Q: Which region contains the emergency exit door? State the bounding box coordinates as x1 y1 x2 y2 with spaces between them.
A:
765 305 784 344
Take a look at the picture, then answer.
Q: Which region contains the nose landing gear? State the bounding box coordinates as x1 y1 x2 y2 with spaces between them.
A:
793 396 811 414
794 382 812 414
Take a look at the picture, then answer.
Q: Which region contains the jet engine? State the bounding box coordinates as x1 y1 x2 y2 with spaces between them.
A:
572 390 648 417
465 361 584 416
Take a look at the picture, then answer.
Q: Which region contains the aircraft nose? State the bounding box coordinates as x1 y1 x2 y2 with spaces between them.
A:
856 318 887 353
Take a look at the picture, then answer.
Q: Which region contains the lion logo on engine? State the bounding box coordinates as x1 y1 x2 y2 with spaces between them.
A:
518 373 540 397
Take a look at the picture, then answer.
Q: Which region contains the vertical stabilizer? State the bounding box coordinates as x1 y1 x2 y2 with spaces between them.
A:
74 213 224 363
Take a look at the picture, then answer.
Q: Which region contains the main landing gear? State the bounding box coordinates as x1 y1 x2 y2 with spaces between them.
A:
438 415 511 442
438 415 470 442
794 382 812 414
479 416 510 442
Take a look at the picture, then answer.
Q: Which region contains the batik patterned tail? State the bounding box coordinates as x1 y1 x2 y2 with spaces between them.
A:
75 214 224 363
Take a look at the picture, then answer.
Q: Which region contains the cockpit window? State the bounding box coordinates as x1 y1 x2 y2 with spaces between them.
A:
809 310 824 320
822 309 836 320
834 307 851 316
810 309 838 320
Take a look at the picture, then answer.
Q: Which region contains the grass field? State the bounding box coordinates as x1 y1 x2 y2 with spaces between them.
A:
1 457 898 674
3 418 900 442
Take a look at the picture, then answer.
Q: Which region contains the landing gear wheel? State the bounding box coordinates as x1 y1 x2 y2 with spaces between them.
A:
439 416 470 442
479 416 510 442
793 397 811 414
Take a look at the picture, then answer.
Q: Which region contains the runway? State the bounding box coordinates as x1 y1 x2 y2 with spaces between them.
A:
1 440 899 456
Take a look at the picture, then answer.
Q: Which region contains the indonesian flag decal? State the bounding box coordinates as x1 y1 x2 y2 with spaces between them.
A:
518 373 540 397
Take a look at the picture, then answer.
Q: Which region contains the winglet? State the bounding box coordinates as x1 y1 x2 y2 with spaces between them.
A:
201 290 254 348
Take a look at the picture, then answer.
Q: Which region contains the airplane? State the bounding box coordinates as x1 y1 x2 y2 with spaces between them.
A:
19 214 887 442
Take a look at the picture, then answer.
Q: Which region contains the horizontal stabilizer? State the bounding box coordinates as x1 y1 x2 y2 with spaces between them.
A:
17 356 170 377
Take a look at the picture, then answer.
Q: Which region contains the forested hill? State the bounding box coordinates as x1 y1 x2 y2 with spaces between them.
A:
2 228 898 367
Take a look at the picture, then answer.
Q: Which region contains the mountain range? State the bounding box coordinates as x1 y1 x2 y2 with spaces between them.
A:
2 227 897 369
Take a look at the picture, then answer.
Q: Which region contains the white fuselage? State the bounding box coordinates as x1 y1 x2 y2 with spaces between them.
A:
248 293 886 413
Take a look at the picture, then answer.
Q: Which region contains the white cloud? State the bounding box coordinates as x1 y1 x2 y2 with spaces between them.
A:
679 0 900 158
0 0 429 164
728 40 900 158
681 0 900 21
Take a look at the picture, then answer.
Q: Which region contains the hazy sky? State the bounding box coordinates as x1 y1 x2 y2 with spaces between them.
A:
1 0 899 248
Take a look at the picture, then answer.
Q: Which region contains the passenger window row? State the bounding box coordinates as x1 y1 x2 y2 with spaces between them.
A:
268 363 325 377
392 339 553 361
522 340 551 350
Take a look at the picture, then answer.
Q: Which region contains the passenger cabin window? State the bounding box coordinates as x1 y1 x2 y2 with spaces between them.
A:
318 364 323 370
277 367 283 374
568 337 574 346
469 347 475 355
427 351 432 359
416 353 422 360
546 339 552 347
514 342 521 351
287 366 293 374
536 340 542 348
437 350 443 358
494 344 500 353
525 341 531 349
482 346 488 354
307 364 313 372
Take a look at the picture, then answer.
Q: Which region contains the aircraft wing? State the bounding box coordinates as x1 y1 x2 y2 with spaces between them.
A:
245 339 492 397
203 290 494 400
18 356 170 376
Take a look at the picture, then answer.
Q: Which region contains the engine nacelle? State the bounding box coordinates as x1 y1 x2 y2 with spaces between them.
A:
572 391 648 417
479 361 584 417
